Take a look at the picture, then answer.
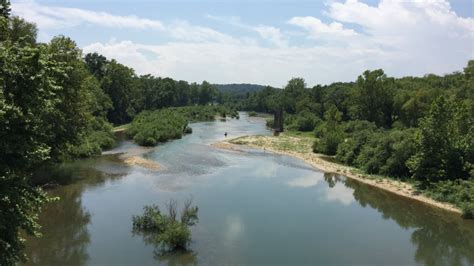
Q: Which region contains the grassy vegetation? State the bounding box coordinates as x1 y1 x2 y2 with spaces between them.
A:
423 180 474 218
132 199 199 251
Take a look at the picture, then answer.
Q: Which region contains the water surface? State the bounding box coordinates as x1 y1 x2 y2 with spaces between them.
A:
24 112 474 265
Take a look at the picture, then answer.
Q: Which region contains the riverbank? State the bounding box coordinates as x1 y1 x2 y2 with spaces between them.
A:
216 134 462 215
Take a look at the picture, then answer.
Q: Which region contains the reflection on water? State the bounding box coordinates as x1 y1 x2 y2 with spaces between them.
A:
23 113 474 265
345 177 474 266
25 163 129 266
154 250 198 266
325 173 474 266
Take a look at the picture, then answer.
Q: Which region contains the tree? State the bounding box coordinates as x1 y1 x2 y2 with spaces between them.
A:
282 77 306 114
0 24 59 265
8 16 37 45
100 60 137 124
351 70 394 127
84 52 108 80
407 97 467 182
199 81 217 105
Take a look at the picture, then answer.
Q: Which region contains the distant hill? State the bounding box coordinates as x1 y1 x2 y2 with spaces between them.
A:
215 83 267 95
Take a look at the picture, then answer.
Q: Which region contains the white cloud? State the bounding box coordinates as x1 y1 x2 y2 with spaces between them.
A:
254 25 288 47
206 15 288 47
12 0 474 86
12 1 165 30
83 39 382 87
326 0 474 75
11 1 237 44
288 16 357 38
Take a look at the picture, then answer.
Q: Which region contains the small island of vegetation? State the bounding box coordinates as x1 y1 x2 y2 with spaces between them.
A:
132 199 199 251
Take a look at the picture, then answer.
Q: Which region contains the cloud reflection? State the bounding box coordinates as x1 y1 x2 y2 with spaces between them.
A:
324 182 355 206
224 215 244 242
287 174 324 188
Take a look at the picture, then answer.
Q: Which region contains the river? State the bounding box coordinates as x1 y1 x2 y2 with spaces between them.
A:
23 112 474 265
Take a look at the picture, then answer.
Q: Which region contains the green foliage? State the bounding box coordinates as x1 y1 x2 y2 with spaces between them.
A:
68 117 115 158
354 129 416 177
350 69 395 127
132 200 199 251
248 111 257 117
408 97 470 182
126 106 238 146
126 110 188 146
313 129 344 155
286 111 321 132
423 180 474 218
0 174 54 265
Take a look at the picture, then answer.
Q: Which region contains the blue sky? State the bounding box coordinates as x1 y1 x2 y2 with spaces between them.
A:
12 0 474 87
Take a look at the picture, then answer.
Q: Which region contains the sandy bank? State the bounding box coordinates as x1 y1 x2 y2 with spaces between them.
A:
211 142 246 153
122 156 161 170
215 135 461 215
104 145 162 171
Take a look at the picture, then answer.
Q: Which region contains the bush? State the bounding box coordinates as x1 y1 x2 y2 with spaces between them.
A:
462 203 474 219
248 111 257 117
313 129 344 155
295 111 320 132
126 109 188 146
127 106 240 146
68 117 116 158
423 179 474 218
132 199 199 251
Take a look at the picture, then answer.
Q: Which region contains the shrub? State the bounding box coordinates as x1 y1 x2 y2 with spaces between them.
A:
248 111 257 117
313 129 344 155
295 111 320 132
423 179 474 218
132 199 199 251
462 203 474 219
126 109 188 146
68 117 116 158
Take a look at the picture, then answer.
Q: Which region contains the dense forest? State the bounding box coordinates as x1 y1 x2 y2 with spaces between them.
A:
1 0 473 264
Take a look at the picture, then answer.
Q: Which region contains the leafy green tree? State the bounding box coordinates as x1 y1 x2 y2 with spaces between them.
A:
351 70 394 127
282 78 306 114
408 97 467 182
7 16 37 45
199 81 217 105
100 60 137 124
84 52 108 80
0 20 58 264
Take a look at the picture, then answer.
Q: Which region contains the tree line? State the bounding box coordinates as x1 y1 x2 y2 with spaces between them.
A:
232 62 473 216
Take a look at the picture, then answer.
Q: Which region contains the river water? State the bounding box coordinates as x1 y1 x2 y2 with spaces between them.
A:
23 112 474 265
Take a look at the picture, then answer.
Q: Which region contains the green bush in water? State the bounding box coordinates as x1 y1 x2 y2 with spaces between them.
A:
132 199 199 251
127 106 239 146
248 111 257 117
126 109 188 146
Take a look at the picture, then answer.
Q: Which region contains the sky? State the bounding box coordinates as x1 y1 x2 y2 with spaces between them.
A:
11 0 474 87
